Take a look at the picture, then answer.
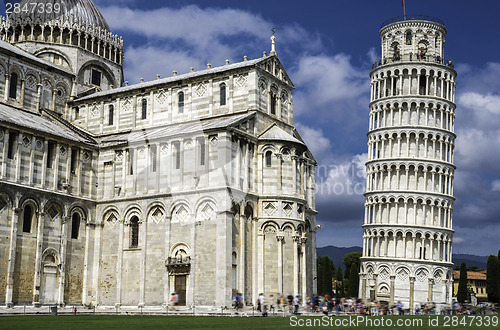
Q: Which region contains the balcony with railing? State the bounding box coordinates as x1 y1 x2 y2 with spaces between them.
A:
372 53 454 70
381 15 445 29
165 256 191 274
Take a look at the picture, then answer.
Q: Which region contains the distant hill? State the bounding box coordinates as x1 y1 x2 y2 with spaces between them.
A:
317 246 489 271
452 254 487 270
316 246 362 272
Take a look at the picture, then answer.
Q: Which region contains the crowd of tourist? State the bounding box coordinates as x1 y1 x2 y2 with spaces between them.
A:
233 293 498 317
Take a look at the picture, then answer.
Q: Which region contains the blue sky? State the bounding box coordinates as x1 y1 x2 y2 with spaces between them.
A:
4 0 499 256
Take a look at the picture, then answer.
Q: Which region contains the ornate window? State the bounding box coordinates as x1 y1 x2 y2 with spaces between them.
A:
108 105 114 125
220 83 226 106
7 132 17 159
173 141 181 169
405 31 412 45
197 137 205 166
150 145 157 172
178 92 184 113
265 150 272 167
270 92 277 115
70 148 78 174
141 99 147 119
47 141 56 168
9 73 18 99
23 205 33 233
130 216 139 248
91 69 101 86
71 213 80 239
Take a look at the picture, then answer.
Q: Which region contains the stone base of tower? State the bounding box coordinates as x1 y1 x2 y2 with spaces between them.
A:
359 258 453 312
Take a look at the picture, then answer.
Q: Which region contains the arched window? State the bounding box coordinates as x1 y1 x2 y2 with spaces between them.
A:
108 105 114 125
178 92 184 113
270 92 277 115
406 31 412 45
141 99 147 119
130 216 139 248
265 151 272 167
23 205 32 233
9 72 18 99
71 213 80 239
220 83 226 106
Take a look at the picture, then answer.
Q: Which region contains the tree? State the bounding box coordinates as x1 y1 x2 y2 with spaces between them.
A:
457 262 468 303
343 252 362 280
486 255 500 303
348 262 360 298
335 266 343 298
316 256 335 296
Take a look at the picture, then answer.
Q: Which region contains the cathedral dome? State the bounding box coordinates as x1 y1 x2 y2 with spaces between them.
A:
8 0 110 31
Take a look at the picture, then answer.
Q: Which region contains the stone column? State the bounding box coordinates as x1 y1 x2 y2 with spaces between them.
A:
389 275 395 307
3 74 9 100
58 216 69 306
116 220 124 307
33 211 45 306
139 218 147 307
361 274 367 303
276 153 282 192
82 221 91 306
239 213 246 301
276 234 284 296
5 207 20 307
428 278 434 302
301 236 307 304
292 234 299 296
163 216 172 306
409 276 415 314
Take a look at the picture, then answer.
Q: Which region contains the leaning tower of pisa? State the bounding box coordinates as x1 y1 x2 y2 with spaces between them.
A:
359 16 456 311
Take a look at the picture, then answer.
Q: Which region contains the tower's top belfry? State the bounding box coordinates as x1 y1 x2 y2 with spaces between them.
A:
378 16 447 65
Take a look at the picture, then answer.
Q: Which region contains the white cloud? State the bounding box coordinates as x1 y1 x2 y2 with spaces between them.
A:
458 92 500 115
455 128 500 172
294 122 332 160
291 54 368 116
492 180 500 192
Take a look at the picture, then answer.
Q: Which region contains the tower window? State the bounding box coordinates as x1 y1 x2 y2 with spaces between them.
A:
130 216 139 248
108 105 114 125
71 213 80 239
220 83 226 106
47 141 56 168
91 69 101 86
128 149 134 175
7 132 17 159
270 93 277 115
173 141 181 169
178 92 184 113
406 31 412 45
265 151 272 167
197 137 206 166
70 148 78 174
150 145 157 172
9 72 18 99
74 107 79 120
141 99 147 119
23 205 32 233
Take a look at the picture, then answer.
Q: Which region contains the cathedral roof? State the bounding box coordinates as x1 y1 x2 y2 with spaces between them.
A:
76 56 275 102
8 0 110 31
259 124 305 146
0 104 96 145
0 40 73 75
98 111 256 148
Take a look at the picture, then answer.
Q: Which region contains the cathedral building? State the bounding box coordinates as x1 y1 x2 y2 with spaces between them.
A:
359 16 456 309
0 0 317 308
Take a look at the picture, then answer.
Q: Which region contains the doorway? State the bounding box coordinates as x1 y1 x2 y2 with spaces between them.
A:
174 275 187 306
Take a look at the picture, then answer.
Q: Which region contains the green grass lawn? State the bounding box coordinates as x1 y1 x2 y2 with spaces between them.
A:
0 315 498 329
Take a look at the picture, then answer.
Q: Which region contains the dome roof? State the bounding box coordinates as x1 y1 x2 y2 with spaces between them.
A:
9 0 110 31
